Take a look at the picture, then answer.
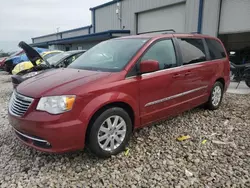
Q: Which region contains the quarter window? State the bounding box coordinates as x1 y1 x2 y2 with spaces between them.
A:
178 38 206 65
206 39 226 60
141 39 177 70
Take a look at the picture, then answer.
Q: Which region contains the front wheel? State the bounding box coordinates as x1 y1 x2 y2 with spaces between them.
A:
87 107 132 158
206 82 224 110
245 80 250 88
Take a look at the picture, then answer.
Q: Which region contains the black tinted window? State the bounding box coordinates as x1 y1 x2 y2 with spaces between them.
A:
141 39 177 70
206 39 226 60
178 38 206 65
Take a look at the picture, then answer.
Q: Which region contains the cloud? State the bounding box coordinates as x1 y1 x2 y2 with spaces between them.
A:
0 0 109 52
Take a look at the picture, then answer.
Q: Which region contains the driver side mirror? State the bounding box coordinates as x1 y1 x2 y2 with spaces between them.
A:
139 60 159 74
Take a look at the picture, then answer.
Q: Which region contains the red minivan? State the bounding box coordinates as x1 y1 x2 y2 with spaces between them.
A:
8 33 230 157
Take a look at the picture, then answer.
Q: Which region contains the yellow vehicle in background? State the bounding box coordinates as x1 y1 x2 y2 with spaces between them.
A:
12 50 63 75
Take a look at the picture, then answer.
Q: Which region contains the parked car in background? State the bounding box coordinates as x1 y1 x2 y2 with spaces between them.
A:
0 57 8 69
8 33 230 158
12 50 63 75
0 50 24 70
4 47 48 73
11 41 85 88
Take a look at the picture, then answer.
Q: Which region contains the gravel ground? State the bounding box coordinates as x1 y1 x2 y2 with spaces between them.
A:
0 71 250 188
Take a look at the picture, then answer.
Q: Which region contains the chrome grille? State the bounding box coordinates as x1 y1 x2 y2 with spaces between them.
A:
9 91 34 117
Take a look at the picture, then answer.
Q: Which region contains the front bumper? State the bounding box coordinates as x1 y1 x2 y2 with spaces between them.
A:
8 110 87 153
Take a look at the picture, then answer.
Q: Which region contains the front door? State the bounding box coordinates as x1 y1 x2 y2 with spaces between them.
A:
138 39 187 125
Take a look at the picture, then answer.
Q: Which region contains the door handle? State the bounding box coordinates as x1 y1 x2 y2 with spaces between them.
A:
184 71 192 76
172 73 181 78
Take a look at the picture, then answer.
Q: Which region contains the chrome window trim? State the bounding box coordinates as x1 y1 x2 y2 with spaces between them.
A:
145 86 208 107
14 128 48 143
126 58 227 79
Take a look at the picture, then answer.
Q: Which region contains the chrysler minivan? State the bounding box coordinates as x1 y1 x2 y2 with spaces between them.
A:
8 33 230 157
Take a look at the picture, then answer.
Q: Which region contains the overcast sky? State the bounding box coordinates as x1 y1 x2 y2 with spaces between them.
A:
0 0 109 52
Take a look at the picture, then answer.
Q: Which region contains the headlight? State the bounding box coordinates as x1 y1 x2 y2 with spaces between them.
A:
22 71 39 79
37 95 76 114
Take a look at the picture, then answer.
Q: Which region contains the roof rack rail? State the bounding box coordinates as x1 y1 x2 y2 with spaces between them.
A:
138 29 176 35
162 29 176 34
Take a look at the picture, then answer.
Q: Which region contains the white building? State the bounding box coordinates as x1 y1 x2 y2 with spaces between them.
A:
32 0 250 60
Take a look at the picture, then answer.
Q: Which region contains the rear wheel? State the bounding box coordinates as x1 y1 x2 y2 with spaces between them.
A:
87 107 132 158
206 82 224 110
245 80 250 88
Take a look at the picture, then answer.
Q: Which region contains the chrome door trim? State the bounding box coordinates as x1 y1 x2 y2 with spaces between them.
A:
145 86 208 107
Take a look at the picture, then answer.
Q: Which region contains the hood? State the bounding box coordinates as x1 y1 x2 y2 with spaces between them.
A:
18 41 49 67
17 68 111 98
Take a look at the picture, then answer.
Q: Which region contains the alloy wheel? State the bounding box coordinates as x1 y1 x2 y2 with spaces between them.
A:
212 86 222 107
97 115 127 152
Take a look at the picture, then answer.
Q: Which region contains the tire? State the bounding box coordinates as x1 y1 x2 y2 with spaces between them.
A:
87 107 132 158
206 82 224 110
4 64 11 74
246 81 250 88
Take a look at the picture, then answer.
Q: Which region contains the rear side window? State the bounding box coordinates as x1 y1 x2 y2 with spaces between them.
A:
205 39 226 60
178 38 206 65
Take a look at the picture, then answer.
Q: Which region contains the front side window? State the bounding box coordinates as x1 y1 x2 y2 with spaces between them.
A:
206 39 226 60
178 38 206 65
141 39 177 70
68 39 148 72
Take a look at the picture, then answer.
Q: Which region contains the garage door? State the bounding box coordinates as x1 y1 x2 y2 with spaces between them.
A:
137 3 185 34
219 0 250 34
219 32 250 51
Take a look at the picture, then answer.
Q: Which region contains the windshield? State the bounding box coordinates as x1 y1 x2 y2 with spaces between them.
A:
68 39 148 72
46 52 72 65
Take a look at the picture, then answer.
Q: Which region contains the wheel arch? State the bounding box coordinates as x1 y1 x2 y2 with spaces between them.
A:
80 92 139 144
215 77 225 89
85 101 136 144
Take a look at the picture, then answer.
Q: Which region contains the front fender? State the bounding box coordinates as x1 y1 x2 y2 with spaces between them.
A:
79 92 140 128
